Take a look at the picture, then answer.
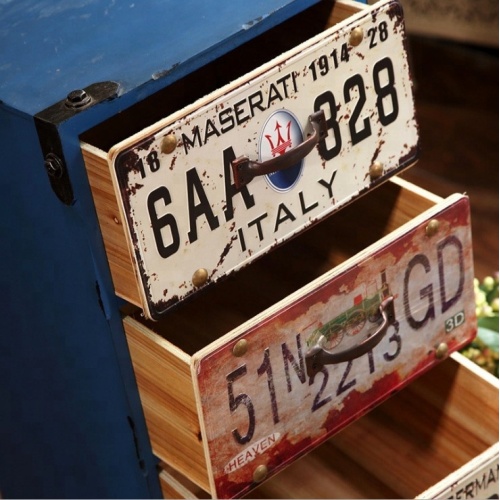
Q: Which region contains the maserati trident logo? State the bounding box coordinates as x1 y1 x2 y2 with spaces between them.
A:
259 110 304 192
265 121 292 156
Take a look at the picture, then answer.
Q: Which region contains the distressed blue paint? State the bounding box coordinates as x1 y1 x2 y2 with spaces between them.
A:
0 105 160 498
0 0 326 497
0 0 320 115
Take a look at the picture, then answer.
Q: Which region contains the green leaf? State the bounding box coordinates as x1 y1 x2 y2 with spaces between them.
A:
477 327 499 353
477 315 499 333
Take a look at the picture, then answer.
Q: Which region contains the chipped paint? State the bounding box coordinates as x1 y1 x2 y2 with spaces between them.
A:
242 15 267 31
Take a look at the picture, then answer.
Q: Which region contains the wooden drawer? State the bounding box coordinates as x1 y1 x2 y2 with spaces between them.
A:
80 0 420 319
157 353 499 499
121 178 478 498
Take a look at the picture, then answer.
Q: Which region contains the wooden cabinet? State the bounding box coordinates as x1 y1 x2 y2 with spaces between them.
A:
79 0 496 498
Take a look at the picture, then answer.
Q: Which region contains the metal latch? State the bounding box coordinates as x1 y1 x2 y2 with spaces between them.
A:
35 81 120 205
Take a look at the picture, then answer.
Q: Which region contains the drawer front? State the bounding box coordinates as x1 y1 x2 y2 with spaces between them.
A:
420 443 499 499
107 0 418 319
154 355 498 500
192 194 475 498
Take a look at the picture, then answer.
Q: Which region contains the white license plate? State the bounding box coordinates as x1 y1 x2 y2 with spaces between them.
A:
192 195 475 499
111 0 419 319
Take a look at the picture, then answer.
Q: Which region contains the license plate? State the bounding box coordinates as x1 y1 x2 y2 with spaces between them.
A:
192 195 475 499
111 0 419 319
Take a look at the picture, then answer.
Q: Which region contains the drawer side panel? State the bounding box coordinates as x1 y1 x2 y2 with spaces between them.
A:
83 147 142 307
123 318 209 492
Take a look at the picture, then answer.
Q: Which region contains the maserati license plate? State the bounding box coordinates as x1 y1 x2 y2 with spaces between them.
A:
110 0 419 319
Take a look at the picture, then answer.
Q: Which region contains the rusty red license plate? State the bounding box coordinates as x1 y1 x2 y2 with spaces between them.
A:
110 0 419 319
192 194 476 498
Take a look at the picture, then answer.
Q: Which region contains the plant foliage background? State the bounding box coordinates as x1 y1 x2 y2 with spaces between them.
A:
461 275 499 377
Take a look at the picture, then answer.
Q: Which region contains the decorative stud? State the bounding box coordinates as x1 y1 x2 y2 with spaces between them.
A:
253 464 268 483
369 161 384 180
349 27 364 47
232 339 248 357
435 342 448 359
192 268 208 287
161 134 177 154
426 219 440 237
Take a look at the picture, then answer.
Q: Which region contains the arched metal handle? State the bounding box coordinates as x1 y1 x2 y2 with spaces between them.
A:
231 110 327 189
305 296 396 379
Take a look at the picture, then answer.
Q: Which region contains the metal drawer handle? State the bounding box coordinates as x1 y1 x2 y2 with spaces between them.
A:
231 110 327 189
305 296 396 379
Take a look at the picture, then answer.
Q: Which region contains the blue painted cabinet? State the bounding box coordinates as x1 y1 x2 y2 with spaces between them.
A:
0 1 320 496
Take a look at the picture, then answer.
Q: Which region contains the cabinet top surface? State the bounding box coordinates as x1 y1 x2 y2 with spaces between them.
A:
0 0 317 116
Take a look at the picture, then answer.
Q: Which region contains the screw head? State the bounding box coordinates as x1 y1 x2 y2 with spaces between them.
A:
44 153 64 179
66 89 91 109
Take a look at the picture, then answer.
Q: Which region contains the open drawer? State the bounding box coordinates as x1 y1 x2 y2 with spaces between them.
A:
121 178 478 498
81 0 419 319
157 353 499 499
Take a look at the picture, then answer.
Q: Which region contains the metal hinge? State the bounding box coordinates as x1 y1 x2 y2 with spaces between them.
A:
35 81 120 205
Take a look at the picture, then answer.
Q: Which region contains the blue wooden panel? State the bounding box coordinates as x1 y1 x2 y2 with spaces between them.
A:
0 105 162 498
0 0 320 115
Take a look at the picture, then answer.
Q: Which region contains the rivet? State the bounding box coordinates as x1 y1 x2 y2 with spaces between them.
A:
435 342 448 359
349 27 364 47
253 464 268 483
369 161 384 180
232 339 248 357
426 219 440 237
192 268 208 287
161 134 177 154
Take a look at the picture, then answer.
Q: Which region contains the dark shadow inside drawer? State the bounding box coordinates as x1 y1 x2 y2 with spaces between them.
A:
126 178 437 354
